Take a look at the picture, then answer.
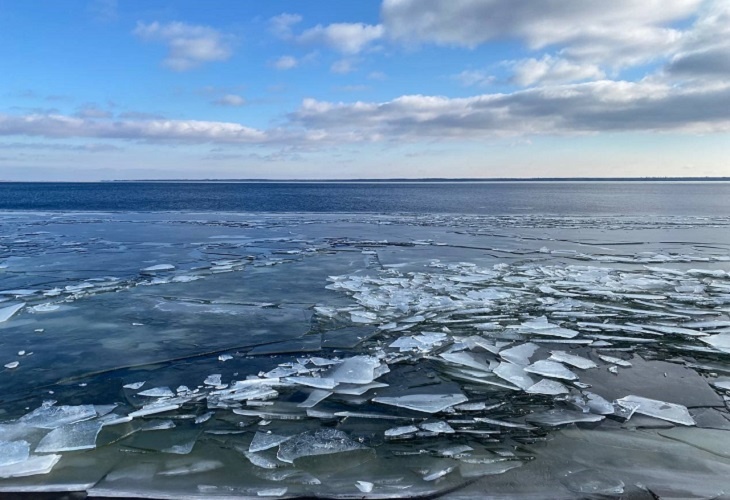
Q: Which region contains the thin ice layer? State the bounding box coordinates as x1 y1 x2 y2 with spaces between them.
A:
35 420 103 453
0 440 30 466
276 429 366 463
0 454 62 479
616 395 696 426
19 404 97 429
372 393 468 413
525 360 579 381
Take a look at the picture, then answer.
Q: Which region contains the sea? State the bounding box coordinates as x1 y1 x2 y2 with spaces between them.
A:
0 181 729 498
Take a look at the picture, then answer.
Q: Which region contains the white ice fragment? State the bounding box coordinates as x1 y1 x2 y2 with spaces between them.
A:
195 412 214 424
549 351 598 370
141 264 175 272
0 303 24 323
330 355 388 385
204 374 222 386
525 360 578 381
527 409 605 426
419 420 455 434
123 381 145 390
297 389 332 408
285 376 337 389
0 440 30 466
141 420 176 431
493 362 536 390
356 481 374 493
0 454 61 478
598 355 632 367
276 429 366 463
20 404 97 429
257 488 288 497
701 333 730 353
128 402 181 418
440 352 495 372
4 361 19 369
423 465 456 481
526 379 569 395
241 451 282 469
384 425 419 437
218 354 233 362
372 393 468 413
35 420 102 452
138 386 175 397
249 432 292 453
333 382 388 395
499 343 539 366
710 377 730 391
616 395 695 426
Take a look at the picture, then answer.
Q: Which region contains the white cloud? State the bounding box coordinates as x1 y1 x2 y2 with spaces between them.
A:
381 0 700 68
133 21 234 71
212 94 246 107
511 55 605 86
272 55 298 70
269 13 302 39
298 23 384 54
453 69 495 87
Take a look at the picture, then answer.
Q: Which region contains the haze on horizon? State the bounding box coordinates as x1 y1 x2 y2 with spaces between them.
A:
1 0 729 181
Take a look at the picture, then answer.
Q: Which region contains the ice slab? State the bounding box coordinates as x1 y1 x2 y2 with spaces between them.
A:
0 454 61 479
276 429 366 464
499 343 539 366
372 393 468 413
524 360 579 381
249 432 292 453
494 362 537 390
0 303 24 323
549 351 597 370
560 469 625 495
137 387 175 397
36 420 103 453
526 379 569 395
20 404 97 429
526 409 605 426
329 355 389 385
616 395 696 426
0 440 30 466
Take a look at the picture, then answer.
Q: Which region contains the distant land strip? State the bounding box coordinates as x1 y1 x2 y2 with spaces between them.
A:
104 177 730 183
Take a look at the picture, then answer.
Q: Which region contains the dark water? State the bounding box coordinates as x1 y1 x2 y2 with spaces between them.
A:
0 181 729 215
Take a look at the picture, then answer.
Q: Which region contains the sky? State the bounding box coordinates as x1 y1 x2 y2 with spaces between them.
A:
0 0 729 181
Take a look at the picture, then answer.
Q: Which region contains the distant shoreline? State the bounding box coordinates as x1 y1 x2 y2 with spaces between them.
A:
1 177 729 184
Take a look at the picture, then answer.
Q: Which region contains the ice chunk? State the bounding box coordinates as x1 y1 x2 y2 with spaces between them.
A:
423 464 456 481
517 316 579 338
0 303 24 323
356 481 374 493
384 425 419 437
20 404 97 429
240 450 283 469
494 362 537 390
419 420 455 434
4 361 19 369
526 379 569 395
701 333 730 353
141 264 175 272
373 393 468 413
440 352 495 372
710 377 730 391
333 382 388 395
257 488 288 497
549 351 597 370
0 454 61 478
249 432 292 453
123 381 145 390
329 355 388 385
218 354 233 362
616 395 695 426
36 420 102 453
598 355 632 367
285 376 337 389
297 389 332 408
276 429 366 463
0 440 30 466
561 469 625 495
204 374 222 386
526 409 604 426
524 360 578 381
499 343 539 366
138 386 175 397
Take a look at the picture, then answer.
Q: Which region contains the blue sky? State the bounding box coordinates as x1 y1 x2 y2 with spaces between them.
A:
1 0 729 180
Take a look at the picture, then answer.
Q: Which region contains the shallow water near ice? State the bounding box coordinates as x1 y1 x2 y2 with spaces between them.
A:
1 210 730 498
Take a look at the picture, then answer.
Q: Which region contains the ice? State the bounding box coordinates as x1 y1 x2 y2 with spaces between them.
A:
701 333 730 353
137 387 175 397
598 355 632 367
710 377 730 390
218 354 233 362
158 459 223 476
329 355 388 385
333 381 388 395
20 404 97 429
419 420 455 434
35 420 103 452
276 429 366 463
297 389 332 408
355 481 374 493
498 343 539 366
549 351 597 369
526 379 569 395
493 362 537 390
203 374 222 386
141 264 175 272
0 440 30 466
0 303 24 322
524 360 579 381
373 393 468 413
0 454 61 479
249 432 293 453
561 469 625 495
257 488 288 497
384 425 419 437
285 376 337 389
241 450 283 469
123 381 145 390
616 395 696 426
422 464 456 481
4 361 19 369
526 409 605 426
440 352 496 372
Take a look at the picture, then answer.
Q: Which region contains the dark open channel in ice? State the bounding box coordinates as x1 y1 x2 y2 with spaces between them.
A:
1 212 730 498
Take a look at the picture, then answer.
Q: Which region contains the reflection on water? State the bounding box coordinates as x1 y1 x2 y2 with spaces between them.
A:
0 212 729 498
